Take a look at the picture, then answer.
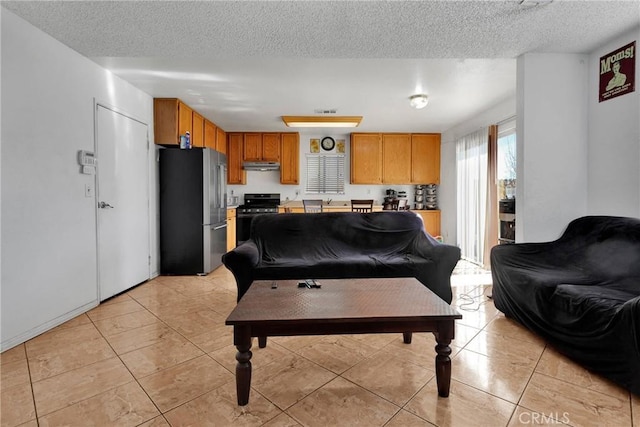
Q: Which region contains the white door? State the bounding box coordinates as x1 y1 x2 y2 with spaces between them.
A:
96 105 150 300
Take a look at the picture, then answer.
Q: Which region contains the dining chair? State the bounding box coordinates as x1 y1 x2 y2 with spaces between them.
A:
351 199 374 213
303 199 323 213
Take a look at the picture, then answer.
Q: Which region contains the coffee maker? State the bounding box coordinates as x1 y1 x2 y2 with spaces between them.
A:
383 189 397 210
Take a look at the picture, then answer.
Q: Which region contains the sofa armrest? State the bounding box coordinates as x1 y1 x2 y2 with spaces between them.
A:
412 242 461 303
222 241 260 301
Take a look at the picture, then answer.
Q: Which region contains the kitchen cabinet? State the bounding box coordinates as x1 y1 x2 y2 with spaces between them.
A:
411 134 441 184
280 133 299 184
227 133 246 184
351 132 441 185
216 127 227 154
154 98 193 145
204 119 216 149
262 133 281 161
192 112 204 148
351 133 382 184
382 133 412 184
243 133 262 161
243 133 280 161
414 210 441 237
154 98 227 151
226 208 236 251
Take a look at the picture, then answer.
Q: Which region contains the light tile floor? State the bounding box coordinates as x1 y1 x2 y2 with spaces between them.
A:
1 264 638 427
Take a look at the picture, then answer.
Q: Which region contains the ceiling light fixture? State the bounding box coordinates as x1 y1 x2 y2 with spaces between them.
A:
282 116 363 128
409 94 429 109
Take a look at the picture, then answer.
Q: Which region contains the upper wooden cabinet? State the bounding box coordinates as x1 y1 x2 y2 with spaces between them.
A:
227 133 246 185
216 127 227 155
154 98 193 145
192 112 204 148
411 134 441 184
382 133 412 184
351 132 441 185
243 133 262 161
280 133 299 185
227 132 298 185
261 133 281 162
204 119 216 149
154 98 225 150
351 133 383 184
243 133 280 161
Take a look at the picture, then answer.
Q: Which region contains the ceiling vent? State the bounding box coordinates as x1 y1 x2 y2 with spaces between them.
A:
313 109 338 114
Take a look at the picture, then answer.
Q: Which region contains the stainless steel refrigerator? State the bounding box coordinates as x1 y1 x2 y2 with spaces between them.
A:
159 147 227 275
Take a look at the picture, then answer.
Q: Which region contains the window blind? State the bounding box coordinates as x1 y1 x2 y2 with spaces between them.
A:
305 154 345 194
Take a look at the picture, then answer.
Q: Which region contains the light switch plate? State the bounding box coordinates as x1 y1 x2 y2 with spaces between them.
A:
85 183 94 198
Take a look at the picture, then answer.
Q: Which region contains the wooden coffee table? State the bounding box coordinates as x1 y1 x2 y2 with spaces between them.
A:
225 277 462 406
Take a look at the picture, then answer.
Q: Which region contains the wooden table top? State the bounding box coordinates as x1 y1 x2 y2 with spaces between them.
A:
226 278 461 325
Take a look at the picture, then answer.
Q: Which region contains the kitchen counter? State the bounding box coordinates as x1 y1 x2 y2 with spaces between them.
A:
277 202 441 237
279 200 384 212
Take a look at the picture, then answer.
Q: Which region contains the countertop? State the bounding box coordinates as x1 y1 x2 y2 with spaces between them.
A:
279 200 383 209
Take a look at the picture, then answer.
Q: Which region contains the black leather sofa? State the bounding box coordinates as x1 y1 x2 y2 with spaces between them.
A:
491 216 640 395
222 211 461 304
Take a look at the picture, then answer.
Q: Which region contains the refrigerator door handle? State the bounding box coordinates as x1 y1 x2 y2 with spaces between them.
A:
213 223 227 231
218 164 226 209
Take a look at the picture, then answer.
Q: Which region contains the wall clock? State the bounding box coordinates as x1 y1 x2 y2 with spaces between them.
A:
321 136 335 151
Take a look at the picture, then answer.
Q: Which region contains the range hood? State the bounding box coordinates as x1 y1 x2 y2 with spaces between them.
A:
242 161 280 171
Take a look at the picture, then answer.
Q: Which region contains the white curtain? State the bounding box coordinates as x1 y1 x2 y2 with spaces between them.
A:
456 127 489 265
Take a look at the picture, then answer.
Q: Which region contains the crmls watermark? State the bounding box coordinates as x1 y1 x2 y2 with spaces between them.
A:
518 411 571 425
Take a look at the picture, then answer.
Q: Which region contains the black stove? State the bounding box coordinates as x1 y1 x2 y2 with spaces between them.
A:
237 193 281 215
236 193 281 245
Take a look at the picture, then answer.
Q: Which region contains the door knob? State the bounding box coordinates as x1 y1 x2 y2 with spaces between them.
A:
98 201 114 209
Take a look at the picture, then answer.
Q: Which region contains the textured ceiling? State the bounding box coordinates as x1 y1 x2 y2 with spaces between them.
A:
3 1 639 132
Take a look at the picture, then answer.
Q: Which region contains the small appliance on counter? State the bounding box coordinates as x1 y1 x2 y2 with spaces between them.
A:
383 188 408 211
383 189 397 210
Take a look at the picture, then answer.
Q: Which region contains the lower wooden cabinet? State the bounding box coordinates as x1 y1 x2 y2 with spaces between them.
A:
226 208 236 251
413 210 441 237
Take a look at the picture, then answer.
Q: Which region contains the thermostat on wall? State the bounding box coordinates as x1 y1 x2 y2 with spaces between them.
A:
78 150 96 175
78 150 97 167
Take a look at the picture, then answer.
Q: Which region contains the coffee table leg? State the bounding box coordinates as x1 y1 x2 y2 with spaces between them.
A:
234 326 252 406
403 332 412 344
434 321 455 397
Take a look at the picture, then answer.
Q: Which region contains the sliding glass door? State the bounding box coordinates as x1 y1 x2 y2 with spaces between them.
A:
456 128 488 265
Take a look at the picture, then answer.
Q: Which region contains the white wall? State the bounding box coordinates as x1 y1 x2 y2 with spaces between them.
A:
440 97 516 244
516 53 589 242
1 9 156 350
229 131 415 206
587 27 640 217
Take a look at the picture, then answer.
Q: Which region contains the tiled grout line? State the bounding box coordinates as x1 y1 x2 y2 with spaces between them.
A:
21 344 40 427
84 307 166 425
119 283 306 424
86 291 240 423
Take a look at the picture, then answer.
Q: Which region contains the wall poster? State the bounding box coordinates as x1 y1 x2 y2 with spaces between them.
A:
599 41 635 102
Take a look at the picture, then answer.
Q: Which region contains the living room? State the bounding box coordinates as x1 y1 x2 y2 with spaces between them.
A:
1 2 639 426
